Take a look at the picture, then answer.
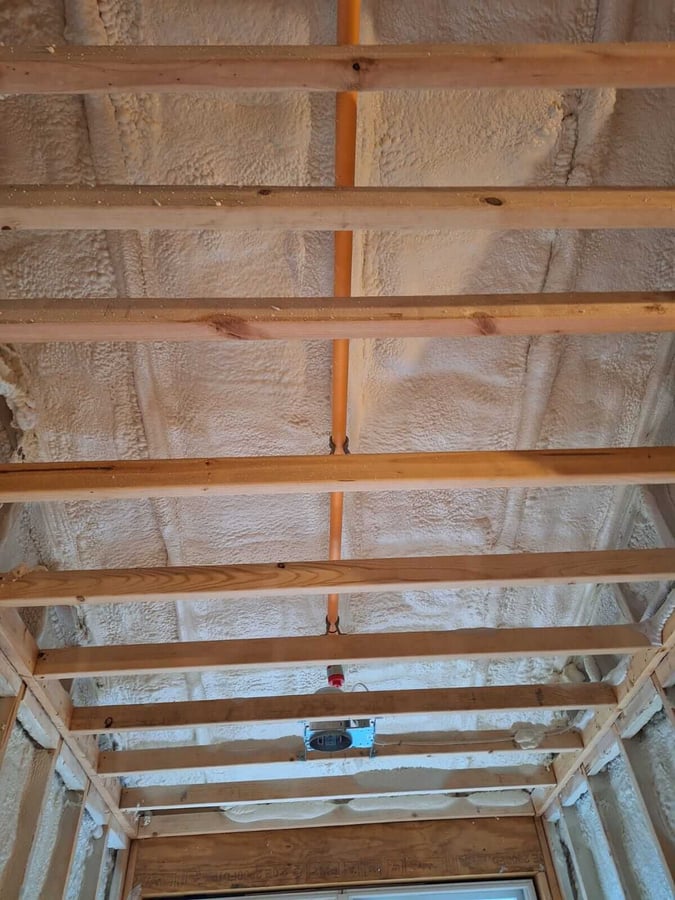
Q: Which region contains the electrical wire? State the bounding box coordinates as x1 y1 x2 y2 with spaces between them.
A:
374 723 573 749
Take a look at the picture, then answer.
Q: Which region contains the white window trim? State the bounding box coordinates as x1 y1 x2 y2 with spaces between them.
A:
216 880 537 900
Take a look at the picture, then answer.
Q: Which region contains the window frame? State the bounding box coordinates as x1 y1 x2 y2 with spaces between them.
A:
216 880 538 900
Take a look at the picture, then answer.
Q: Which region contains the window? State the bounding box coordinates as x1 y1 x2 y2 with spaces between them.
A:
218 882 538 900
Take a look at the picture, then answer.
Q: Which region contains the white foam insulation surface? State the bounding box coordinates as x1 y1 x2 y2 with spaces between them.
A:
1 0 675 801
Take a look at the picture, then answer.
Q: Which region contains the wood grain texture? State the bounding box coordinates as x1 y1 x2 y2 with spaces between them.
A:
2 292 674 342
0 649 22 694
1 185 674 232
2 447 674 501
35 624 652 679
136 801 534 840
0 609 38 676
0 747 59 899
535 816 565 900
133 817 544 895
0 609 133 838
39 787 88 900
652 674 675 729
614 733 675 890
538 607 675 815
121 765 555 812
2 43 674 94
70 681 616 734
120 840 139 900
99 728 581 776
77 825 110 900
653 647 675 728
0 688 24 768
107 847 130 900
654 645 675 688
5 547 673 608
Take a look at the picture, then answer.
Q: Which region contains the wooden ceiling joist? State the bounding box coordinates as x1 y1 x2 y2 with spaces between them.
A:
35 625 652 680
1 185 674 232
98 729 583 777
69 681 616 735
2 292 674 343
2 446 674 502
2 43 675 94
120 765 555 813
5 547 672 608
135 802 535 842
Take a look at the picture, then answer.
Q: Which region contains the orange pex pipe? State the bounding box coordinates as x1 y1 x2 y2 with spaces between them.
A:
327 0 360 635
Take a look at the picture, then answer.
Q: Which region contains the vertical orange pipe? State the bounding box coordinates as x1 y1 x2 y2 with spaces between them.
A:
327 0 360 635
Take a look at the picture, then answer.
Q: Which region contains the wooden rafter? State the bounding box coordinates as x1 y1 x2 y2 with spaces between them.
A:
120 766 555 812
1 185 674 232
78 824 111 900
613 730 675 885
43 784 90 898
0 686 25 768
2 446 674 502
69 682 616 735
98 729 582 777
653 647 675 727
0 609 133 838
0 744 61 898
2 43 675 94
5 547 672 608
556 798 604 896
2 292 674 343
34 624 653 680
537 608 675 814
534 817 565 900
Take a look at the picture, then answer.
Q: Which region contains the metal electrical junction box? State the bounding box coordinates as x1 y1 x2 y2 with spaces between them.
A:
303 719 376 754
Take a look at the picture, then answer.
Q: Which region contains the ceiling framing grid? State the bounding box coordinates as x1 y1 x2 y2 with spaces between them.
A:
0 16 674 885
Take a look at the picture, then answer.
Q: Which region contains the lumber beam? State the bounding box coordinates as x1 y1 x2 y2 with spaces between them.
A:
655 646 675 689
70 682 616 735
613 730 675 886
537 605 675 815
121 765 554 812
120 842 140 900
0 744 60 899
137 800 534 840
133 818 544 892
643 484 675 547
556 802 602 900
0 646 22 693
2 43 675 94
587 758 672 897
1 446 674 503
6 547 673 608
98 729 582 777
42 785 89 900
534 817 565 900
2 292 675 343
108 847 131 900
653 648 675 727
652 674 675 729
0 685 25 768
1 185 674 232
572 777 630 898
35 624 653 680
78 824 110 900
0 609 134 838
